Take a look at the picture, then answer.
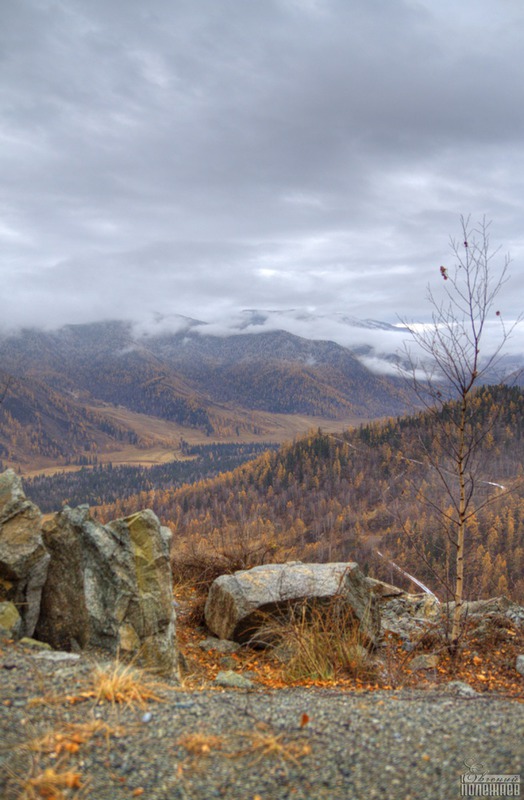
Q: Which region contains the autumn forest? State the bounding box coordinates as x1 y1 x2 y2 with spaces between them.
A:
37 383 523 605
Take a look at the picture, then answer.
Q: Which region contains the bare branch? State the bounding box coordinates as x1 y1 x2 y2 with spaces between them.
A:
398 216 519 652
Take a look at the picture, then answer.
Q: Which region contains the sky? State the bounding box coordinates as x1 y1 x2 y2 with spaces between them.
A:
1 0 524 355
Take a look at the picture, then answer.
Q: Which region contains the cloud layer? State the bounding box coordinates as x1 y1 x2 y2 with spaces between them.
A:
1 0 524 335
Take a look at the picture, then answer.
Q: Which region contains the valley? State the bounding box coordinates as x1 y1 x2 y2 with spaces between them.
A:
20 402 368 477
0 318 409 475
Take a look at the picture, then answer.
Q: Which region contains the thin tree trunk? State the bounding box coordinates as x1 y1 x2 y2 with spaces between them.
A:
451 394 467 646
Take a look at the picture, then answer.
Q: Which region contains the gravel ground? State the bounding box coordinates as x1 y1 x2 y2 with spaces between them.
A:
1 641 523 800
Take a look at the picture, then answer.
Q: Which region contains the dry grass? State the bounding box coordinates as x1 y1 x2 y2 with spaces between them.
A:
28 659 174 710
5 718 128 799
171 532 280 626
27 720 126 757
177 726 311 767
177 732 225 756
233 730 312 766
260 597 377 682
90 661 171 708
11 761 87 800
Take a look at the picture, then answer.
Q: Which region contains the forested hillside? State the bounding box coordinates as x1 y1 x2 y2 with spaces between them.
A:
0 370 140 467
95 384 524 603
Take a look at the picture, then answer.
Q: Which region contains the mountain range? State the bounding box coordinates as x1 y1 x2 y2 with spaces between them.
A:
0 316 411 472
2 309 522 474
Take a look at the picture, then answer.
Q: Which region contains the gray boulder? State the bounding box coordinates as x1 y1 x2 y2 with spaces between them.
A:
35 505 177 675
0 469 49 637
204 561 380 646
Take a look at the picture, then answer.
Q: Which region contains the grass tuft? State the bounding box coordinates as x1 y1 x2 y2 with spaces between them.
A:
177 726 311 767
234 731 312 766
28 720 126 757
12 762 87 800
177 732 225 756
260 596 377 682
91 661 169 708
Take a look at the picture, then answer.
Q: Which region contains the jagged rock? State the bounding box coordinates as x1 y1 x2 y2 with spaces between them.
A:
205 561 380 646
446 597 524 630
379 593 441 637
33 508 90 651
505 605 524 627
0 601 22 638
35 505 177 675
0 469 49 637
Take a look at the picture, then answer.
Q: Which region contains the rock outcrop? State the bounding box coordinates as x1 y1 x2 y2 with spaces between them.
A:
205 561 380 646
0 470 49 637
379 592 441 637
35 505 177 675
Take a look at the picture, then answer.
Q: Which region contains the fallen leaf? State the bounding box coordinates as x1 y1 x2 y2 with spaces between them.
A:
61 742 80 754
65 772 83 789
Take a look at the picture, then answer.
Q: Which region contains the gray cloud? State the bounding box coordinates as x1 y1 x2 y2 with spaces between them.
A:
1 0 524 341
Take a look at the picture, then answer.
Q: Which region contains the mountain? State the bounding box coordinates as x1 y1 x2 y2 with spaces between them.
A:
143 328 408 416
0 319 412 470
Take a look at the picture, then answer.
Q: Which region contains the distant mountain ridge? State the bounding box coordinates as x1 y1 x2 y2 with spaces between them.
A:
0 317 411 470
0 318 409 417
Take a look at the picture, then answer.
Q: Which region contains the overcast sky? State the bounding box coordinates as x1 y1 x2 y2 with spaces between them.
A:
1 0 524 350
